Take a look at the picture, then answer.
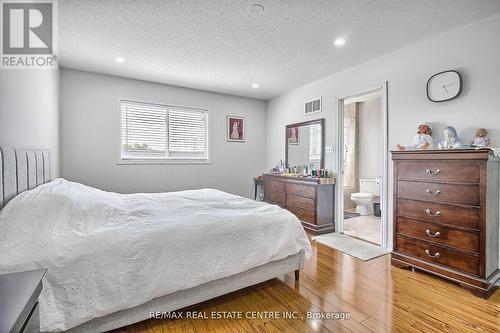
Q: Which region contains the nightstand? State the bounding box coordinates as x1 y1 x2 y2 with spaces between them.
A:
0 269 46 333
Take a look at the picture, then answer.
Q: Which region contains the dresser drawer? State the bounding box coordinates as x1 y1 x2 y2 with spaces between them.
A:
264 180 285 193
396 235 479 275
397 217 479 253
264 190 285 206
287 206 315 224
397 161 480 183
286 195 315 210
397 199 479 229
398 181 479 206
286 183 315 199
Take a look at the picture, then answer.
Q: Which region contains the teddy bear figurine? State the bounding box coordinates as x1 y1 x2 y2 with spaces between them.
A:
396 123 433 150
471 128 491 147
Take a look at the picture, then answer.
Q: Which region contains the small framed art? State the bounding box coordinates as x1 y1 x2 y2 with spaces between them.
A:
227 116 245 142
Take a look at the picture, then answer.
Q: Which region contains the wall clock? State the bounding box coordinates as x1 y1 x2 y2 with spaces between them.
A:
426 70 462 102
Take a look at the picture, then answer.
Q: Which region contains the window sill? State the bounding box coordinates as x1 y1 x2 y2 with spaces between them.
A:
117 158 211 165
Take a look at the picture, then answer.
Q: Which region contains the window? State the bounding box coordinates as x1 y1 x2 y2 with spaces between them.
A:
120 100 209 162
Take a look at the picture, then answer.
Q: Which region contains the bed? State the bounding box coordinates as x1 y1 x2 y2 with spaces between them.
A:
0 147 311 333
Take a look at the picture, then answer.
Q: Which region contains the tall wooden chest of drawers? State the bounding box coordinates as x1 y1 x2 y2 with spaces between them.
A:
392 150 500 298
263 174 335 235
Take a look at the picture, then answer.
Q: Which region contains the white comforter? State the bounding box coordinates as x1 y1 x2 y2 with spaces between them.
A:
0 179 311 332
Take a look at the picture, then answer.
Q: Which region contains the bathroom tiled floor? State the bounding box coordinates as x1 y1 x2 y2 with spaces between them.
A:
343 212 381 245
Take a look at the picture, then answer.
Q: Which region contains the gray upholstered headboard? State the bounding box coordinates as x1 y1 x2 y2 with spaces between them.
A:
0 147 52 210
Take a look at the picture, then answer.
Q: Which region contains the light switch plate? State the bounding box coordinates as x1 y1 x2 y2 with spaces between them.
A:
325 145 334 153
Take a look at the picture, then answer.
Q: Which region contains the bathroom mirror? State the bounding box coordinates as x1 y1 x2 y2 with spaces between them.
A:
285 118 325 170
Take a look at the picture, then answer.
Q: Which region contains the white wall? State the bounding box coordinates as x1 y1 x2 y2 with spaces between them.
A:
60 69 266 197
266 14 500 248
358 98 382 180
0 70 60 176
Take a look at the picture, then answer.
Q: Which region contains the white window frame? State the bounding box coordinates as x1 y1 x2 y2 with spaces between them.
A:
116 97 211 165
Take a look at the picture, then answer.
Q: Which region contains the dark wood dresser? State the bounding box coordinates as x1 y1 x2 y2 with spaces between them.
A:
0 269 46 333
391 150 499 298
263 174 335 235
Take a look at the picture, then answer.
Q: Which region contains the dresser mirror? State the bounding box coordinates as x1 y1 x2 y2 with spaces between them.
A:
285 118 325 170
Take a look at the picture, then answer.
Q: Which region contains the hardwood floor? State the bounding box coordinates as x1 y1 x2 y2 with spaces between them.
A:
112 239 500 333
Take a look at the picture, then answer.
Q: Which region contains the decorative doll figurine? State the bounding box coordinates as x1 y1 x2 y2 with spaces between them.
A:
437 126 462 149
396 123 433 150
471 128 491 147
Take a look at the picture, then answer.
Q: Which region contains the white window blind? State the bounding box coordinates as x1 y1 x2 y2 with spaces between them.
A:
121 100 209 161
167 107 208 158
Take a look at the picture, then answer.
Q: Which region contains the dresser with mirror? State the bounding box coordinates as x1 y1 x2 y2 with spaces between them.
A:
264 118 335 235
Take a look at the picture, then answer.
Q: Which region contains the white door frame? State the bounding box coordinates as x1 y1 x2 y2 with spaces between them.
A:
334 82 389 248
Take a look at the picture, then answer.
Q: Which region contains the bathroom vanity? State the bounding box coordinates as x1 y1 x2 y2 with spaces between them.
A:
263 174 335 235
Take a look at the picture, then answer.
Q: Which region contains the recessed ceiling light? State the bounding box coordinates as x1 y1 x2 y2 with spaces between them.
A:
333 38 346 47
247 4 265 15
115 57 125 63
252 83 259 89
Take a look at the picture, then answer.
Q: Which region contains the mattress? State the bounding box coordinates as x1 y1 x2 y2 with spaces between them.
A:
0 179 311 332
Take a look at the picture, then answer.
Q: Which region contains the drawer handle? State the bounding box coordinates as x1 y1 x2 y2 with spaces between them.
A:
425 249 440 259
425 169 441 175
296 188 304 193
298 201 304 207
296 210 303 217
425 229 441 238
425 209 441 217
426 189 441 196
272 184 279 189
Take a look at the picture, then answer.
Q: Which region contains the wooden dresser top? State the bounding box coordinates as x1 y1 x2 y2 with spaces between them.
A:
391 149 496 161
263 173 335 185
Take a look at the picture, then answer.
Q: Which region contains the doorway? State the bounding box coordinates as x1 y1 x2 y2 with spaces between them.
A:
335 83 389 248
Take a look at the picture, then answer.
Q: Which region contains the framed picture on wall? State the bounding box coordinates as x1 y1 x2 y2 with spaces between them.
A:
287 126 299 145
227 116 245 142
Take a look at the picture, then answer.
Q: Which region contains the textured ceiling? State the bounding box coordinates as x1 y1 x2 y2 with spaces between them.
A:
58 0 500 100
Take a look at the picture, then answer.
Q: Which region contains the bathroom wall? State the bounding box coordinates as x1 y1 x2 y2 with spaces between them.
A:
358 98 382 180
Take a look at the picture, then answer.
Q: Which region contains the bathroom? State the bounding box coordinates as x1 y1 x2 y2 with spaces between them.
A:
343 91 382 245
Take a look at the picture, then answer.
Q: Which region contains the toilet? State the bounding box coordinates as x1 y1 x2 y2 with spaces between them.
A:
350 178 381 216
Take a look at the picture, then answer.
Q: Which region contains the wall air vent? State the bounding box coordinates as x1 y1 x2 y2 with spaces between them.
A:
304 97 321 115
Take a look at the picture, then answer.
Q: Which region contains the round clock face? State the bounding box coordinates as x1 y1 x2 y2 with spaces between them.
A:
427 71 462 102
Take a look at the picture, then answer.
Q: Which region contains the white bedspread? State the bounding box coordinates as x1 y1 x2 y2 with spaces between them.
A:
0 179 311 332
